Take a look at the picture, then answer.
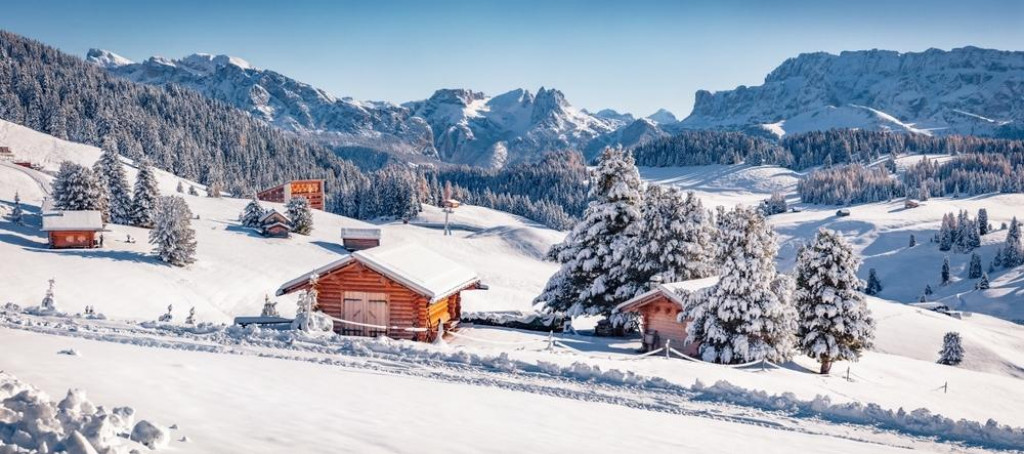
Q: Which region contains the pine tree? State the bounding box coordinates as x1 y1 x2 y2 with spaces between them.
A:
865 268 882 295
938 213 954 251
39 278 56 313
91 160 111 223
536 147 643 316
286 196 314 235
978 208 989 235
240 195 266 228
10 191 23 222
185 307 196 325
941 256 951 285
978 272 991 290
176 181 184 193
1004 217 1023 267
793 229 875 374
98 138 133 224
131 159 160 228
968 253 983 279
614 186 715 301
158 304 173 322
937 332 964 366
993 247 1004 268
909 234 916 248
188 185 199 196
687 206 796 364
924 284 934 296
51 161 104 212
291 274 333 333
149 196 197 266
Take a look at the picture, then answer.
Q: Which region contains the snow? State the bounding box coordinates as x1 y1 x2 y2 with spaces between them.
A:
40 210 103 231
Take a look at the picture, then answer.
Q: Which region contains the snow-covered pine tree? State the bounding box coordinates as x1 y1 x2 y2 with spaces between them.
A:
158 304 173 322
261 294 279 317
968 253 983 279
40 278 56 313
131 159 160 228
686 206 796 364
535 147 643 317
978 208 989 235
865 268 882 295
793 229 875 374
176 181 184 193
1004 217 1023 267
941 256 951 285
91 160 111 223
240 195 266 228
286 196 314 235
613 186 715 301
149 196 197 266
937 331 964 366
924 284 934 296
51 161 104 212
978 272 991 289
760 191 787 216
98 138 133 224
188 185 199 196
993 247 1005 268
908 234 916 248
10 191 23 222
291 274 333 333
938 213 954 251
185 307 196 325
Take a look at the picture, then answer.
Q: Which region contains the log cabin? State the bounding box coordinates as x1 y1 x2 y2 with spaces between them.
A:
613 276 719 355
40 210 104 249
257 179 325 210
259 210 292 238
340 227 381 251
276 243 481 342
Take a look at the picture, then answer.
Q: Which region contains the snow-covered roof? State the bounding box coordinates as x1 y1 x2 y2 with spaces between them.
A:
341 227 381 240
277 243 479 302
40 210 104 231
613 276 720 314
259 210 289 223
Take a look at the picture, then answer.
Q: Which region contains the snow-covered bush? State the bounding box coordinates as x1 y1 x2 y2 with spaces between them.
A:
793 229 875 374
938 331 965 366
129 420 170 450
260 295 280 318
25 279 61 316
158 304 173 323
149 196 197 266
240 195 266 228
760 191 787 216
291 275 333 334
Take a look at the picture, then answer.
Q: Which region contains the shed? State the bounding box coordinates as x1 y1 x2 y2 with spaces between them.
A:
41 210 104 249
340 227 382 251
259 210 292 238
613 276 719 355
276 243 481 341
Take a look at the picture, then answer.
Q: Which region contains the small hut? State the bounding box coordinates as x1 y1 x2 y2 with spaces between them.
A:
259 210 292 238
340 227 381 251
276 243 480 341
613 276 719 355
41 210 104 249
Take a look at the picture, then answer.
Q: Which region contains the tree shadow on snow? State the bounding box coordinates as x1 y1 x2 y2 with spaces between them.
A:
312 240 349 255
224 224 264 239
27 247 160 265
0 232 47 249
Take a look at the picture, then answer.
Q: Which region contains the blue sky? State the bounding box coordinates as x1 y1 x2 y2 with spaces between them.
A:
2 0 1022 118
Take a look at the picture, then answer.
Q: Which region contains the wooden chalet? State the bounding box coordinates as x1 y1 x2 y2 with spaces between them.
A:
257 179 325 210
340 227 382 251
259 210 292 238
613 276 719 355
41 209 104 249
276 243 481 342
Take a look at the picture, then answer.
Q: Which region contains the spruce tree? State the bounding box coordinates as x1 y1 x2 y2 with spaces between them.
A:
188 185 199 196
51 161 104 212
1004 217 1023 267
131 159 160 228
865 268 882 295
978 208 989 235
909 234 916 248
687 206 796 364
937 332 964 366
149 196 197 266
98 139 133 224
286 196 314 235
10 191 22 222
536 147 643 316
938 213 954 251
968 253 982 279
91 160 111 223
240 195 266 228
176 181 184 193
941 256 951 285
978 272 990 290
794 229 875 374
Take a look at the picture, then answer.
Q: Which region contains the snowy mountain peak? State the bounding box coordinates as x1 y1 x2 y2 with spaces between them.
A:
593 109 636 125
646 108 678 125
85 48 134 68
178 53 254 74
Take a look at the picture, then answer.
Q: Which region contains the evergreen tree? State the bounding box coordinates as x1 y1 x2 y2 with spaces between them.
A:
240 195 266 228
536 148 643 316
286 196 314 235
39 278 56 313
158 304 173 322
978 273 991 290
149 196 197 266
937 332 964 366
188 185 199 196
613 186 715 301
687 206 796 364
793 229 875 374
98 138 133 224
924 284 934 296
176 181 184 193
909 234 916 248
10 191 22 222
261 295 280 317
865 268 882 295
968 253 983 279
51 161 104 212
978 208 989 235
760 191 787 216
941 256 951 285
131 159 160 228
938 213 954 251
185 307 196 325
993 247 1005 268
291 275 333 333
90 160 111 223
1004 217 1023 267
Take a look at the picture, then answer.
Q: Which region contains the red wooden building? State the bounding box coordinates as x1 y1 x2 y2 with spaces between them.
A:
41 210 104 249
277 243 481 341
257 179 325 210
613 276 719 355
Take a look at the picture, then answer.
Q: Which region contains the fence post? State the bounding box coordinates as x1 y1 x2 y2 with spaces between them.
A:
547 330 553 351
665 339 671 359
761 358 766 372
944 381 948 394
846 367 851 382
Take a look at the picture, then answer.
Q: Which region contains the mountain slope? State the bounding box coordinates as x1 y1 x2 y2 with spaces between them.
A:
682 47 1024 138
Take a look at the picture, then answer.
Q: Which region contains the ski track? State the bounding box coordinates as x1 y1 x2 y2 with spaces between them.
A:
0 310 1014 453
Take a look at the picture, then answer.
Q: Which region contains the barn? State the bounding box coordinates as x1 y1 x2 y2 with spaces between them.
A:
41 210 104 249
257 179 325 210
259 210 292 238
613 276 719 355
276 243 481 341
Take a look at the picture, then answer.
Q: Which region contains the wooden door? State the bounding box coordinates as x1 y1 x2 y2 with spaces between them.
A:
342 291 389 337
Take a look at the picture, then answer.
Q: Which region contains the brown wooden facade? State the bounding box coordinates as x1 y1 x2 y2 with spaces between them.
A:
257 179 325 210
48 230 99 249
280 261 473 342
617 292 699 355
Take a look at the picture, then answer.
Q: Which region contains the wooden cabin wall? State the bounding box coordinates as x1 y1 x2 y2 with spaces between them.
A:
49 231 97 249
312 262 424 340
640 298 699 355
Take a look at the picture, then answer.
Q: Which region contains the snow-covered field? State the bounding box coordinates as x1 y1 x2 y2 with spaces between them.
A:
3 120 1024 453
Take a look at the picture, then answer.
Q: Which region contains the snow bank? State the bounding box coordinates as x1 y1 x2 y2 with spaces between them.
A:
0 371 164 453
